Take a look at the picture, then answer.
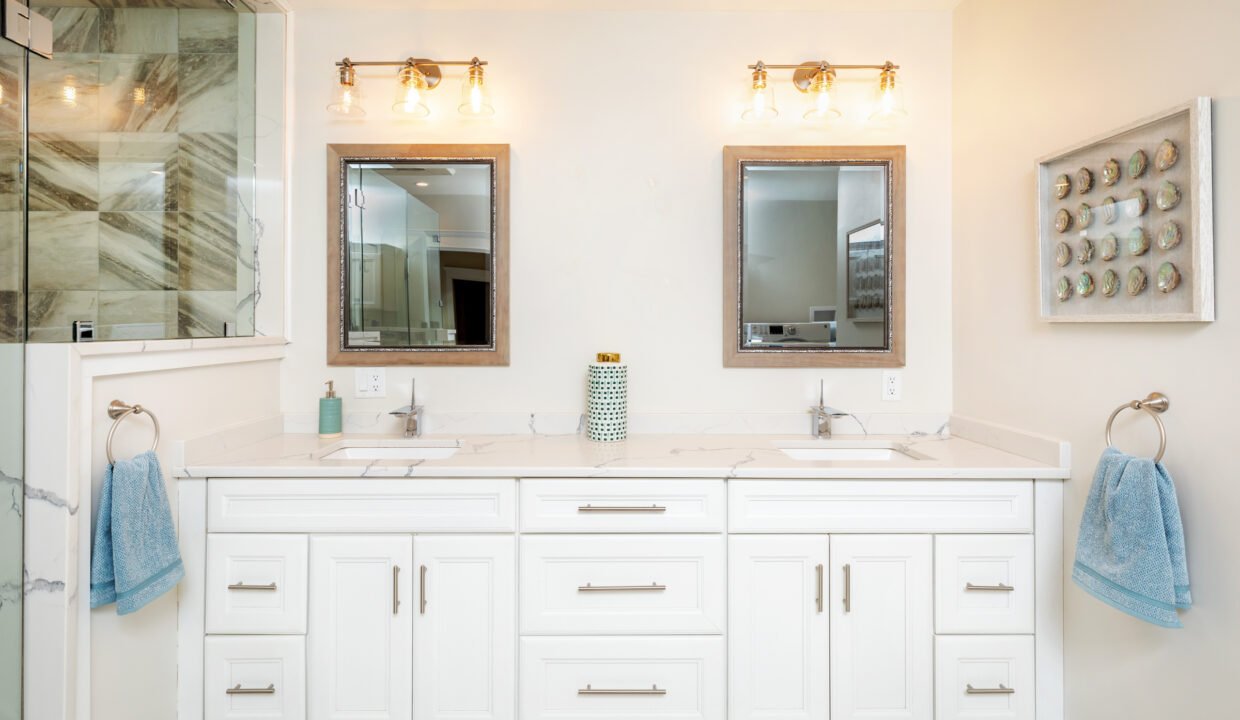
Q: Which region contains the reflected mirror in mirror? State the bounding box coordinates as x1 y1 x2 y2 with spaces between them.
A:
724 146 905 367
328 145 509 366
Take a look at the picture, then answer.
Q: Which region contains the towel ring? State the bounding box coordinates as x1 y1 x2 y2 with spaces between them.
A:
105 400 160 465
1104 392 1169 463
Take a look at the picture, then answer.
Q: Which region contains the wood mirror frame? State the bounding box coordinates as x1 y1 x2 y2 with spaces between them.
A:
723 145 906 368
326 143 509 366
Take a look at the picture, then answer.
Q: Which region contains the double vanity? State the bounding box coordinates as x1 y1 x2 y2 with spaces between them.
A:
175 430 1067 720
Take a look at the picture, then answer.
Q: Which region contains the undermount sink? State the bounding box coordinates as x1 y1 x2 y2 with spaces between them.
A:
778 441 926 462
318 440 461 461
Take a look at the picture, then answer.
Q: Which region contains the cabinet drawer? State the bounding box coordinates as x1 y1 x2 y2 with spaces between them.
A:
520 535 725 635
520 480 725 533
204 636 305 720
729 480 1033 533
936 535 1034 634
208 479 516 532
519 637 725 719
935 636 1034 720
206 534 308 635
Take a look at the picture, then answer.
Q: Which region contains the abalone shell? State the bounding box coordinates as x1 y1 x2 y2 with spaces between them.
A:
1128 149 1148 179
1077 238 1095 264
1155 181 1181 211
1155 139 1178 171
1100 196 1117 224
1077 272 1095 297
1102 158 1120 186
1056 276 1073 302
1158 221 1182 251
1055 241 1072 267
1077 203 1093 228
1102 269 1120 297
1076 167 1094 194
1128 227 1150 256
1126 266 1147 296
1126 188 1148 217
1053 173 1071 199
1055 208 1073 233
1157 262 1181 293
1100 233 1119 261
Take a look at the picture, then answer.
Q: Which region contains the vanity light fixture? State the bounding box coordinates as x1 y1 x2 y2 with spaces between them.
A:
328 56 492 118
742 59 904 125
327 60 365 117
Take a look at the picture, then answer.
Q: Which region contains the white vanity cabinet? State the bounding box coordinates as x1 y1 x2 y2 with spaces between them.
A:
181 473 1061 720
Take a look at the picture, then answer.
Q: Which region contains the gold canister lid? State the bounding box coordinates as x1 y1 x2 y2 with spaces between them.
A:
596 352 621 363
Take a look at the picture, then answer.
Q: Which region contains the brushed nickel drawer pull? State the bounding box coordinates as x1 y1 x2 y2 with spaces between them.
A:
393 565 401 615
227 582 277 591
966 683 1015 695
226 683 275 695
577 504 667 513
843 563 851 613
578 684 667 696
578 582 666 592
966 582 1015 592
815 564 824 613
419 564 428 614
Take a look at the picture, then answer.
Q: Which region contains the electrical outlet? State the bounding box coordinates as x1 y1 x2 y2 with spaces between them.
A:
881 370 902 401
355 368 387 398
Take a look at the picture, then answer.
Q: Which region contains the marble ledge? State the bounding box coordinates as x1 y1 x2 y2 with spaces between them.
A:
176 430 1071 481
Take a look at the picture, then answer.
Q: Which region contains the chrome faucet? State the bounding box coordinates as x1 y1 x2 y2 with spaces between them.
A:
810 380 850 439
389 380 424 438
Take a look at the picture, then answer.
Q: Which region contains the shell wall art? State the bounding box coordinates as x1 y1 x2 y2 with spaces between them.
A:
1037 98 1213 322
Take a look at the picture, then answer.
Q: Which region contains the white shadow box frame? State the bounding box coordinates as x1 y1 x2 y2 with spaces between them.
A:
1037 97 1213 322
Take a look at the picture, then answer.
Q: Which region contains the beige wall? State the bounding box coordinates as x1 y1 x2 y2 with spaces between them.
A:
89 359 281 720
287 8 953 415
952 1 1240 717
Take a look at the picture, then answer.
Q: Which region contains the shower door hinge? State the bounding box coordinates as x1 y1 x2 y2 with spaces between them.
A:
2 0 52 58
72 320 95 343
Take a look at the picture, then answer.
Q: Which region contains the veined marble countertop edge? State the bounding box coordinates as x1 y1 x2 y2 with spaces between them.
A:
174 432 1071 481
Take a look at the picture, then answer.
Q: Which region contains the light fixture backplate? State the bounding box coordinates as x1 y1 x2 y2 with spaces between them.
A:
792 63 825 93
408 58 442 90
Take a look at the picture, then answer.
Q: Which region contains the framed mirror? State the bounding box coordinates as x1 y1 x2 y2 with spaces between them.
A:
327 144 509 365
723 145 905 367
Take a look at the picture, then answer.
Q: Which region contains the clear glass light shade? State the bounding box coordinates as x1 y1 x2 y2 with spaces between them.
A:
393 65 430 117
868 67 907 127
459 63 494 116
327 66 366 117
802 69 840 122
741 68 778 121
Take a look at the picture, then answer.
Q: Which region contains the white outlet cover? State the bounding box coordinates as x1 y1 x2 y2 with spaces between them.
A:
354 367 387 398
881 370 902 401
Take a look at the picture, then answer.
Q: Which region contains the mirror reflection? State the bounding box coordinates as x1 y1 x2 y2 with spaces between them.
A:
344 161 494 348
741 163 889 350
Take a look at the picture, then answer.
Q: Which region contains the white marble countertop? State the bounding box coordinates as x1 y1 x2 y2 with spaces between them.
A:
176 431 1070 480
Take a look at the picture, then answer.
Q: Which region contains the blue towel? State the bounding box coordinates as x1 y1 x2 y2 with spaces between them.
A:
1072 447 1190 628
90 450 184 615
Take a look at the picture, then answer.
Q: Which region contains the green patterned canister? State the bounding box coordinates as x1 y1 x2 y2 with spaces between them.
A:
587 352 628 442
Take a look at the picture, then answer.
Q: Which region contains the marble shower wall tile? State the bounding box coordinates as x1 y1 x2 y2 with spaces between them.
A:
178 53 237 132
0 56 24 137
43 7 101 54
0 134 22 212
27 290 97 342
28 55 99 134
98 132 177 211
100 8 178 54
28 211 99 291
0 291 19 343
178 132 235 212
0 212 19 292
99 211 178 290
99 54 179 132
29 133 99 211
178 9 237 54
178 212 236 290
98 290 176 340
177 289 232 337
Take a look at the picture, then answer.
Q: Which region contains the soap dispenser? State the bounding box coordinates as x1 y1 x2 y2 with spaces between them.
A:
319 380 343 439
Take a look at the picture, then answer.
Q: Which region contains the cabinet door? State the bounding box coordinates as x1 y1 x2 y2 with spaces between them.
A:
830 535 932 720
413 536 515 720
308 535 413 720
729 535 829 720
